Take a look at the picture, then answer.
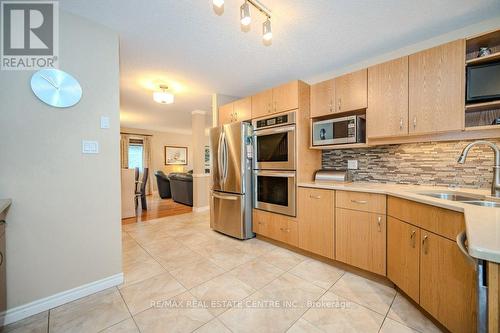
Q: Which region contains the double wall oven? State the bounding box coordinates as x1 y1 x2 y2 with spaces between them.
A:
252 111 296 217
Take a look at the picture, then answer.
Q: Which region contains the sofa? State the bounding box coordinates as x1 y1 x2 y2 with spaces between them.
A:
168 172 193 206
154 171 172 199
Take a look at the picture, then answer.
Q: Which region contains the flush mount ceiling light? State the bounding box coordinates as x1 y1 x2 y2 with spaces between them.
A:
213 0 273 45
153 85 174 104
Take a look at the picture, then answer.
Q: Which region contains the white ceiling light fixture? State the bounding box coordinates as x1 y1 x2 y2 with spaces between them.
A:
153 85 174 104
214 0 272 46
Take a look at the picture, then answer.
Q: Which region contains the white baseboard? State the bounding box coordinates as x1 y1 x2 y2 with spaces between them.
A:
193 206 210 213
1 273 123 325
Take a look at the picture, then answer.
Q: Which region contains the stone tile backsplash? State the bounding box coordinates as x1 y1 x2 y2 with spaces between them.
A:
322 139 500 189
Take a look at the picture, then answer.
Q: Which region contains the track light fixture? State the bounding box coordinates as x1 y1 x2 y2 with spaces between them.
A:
213 0 273 45
240 1 251 26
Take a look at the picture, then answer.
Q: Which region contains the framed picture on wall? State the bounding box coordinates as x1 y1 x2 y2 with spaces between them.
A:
164 146 188 165
204 145 211 171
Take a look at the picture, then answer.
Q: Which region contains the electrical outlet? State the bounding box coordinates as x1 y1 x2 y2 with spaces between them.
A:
347 160 358 170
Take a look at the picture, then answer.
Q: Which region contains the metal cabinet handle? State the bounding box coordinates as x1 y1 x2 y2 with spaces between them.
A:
0 252 3 266
422 235 428 254
456 231 477 267
351 200 368 204
413 117 417 129
400 118 403 130
410 230 416 248
309 195 322 199
280 227 290 233
338 98 342 112
274 101 277 112
0 220 5 225
377 216 382 232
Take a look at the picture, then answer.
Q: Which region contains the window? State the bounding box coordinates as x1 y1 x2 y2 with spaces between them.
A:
128 142 144 170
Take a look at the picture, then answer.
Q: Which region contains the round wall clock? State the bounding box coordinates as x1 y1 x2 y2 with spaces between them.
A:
30 69 82 108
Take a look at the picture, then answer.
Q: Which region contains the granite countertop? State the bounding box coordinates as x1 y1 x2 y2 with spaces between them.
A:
0 199 11 215
298 182 500 263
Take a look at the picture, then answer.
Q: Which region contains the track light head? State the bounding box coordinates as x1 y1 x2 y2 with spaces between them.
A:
240 1 251 26
213 0 224 8
262 18 272 43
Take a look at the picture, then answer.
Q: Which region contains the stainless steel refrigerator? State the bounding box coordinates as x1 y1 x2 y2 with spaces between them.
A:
209 121 254 239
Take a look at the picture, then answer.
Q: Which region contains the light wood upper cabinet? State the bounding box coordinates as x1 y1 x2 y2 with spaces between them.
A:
251 89 273 119
387 217 420 303
336 208 386 275
251 81 299 119
335 69 368 113
367 57 409 138
420 231 476 333
310 79 335 118
273 81 299 113
219 97 251 125
233 97 251 122
218 102 234 126
297 187 334 259
408 39 465 135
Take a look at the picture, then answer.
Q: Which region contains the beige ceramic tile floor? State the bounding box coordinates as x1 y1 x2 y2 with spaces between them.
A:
5 211 443 333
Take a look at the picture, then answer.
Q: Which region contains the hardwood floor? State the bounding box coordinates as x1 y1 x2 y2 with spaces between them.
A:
122 195 192 224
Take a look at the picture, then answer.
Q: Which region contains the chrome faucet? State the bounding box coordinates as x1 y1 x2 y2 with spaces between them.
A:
457 140 500 198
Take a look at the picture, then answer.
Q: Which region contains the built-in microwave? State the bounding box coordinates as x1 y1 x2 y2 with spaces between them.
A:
312 115 366 146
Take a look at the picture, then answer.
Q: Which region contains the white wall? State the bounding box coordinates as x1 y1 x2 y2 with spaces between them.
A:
0 10 121 313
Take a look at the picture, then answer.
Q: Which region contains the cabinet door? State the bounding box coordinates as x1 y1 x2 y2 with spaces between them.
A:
336 208 386 275
310 79 335 118
272 81 299 114
253 209 298 247
367 57 409 138
233 97 251 122
409 39 465 134
298 187 334 258
420 231 476 333
335 69 367 113
387 217 420 303
218 102 234 125
251 89 273 119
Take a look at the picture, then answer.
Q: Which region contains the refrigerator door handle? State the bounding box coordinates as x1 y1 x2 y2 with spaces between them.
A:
217 131 224 185
223 132 229 183
212 192 238 200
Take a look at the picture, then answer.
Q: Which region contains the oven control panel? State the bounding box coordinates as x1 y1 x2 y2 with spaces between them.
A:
253 111 296 130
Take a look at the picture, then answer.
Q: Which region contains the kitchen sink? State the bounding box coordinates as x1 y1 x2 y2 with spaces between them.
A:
461 201 500 208
416 191 500 208
416 191 483 201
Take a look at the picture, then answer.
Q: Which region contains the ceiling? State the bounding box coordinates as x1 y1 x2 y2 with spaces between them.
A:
60 0 500 133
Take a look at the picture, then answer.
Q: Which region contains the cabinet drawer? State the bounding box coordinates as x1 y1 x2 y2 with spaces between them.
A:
253 209 298 247
336 191 386 214
336 208 386 275
387 196 465 240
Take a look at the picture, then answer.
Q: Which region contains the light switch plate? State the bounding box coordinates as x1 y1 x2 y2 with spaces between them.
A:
347 160 358 170
100 116 110 129
82 140 99 154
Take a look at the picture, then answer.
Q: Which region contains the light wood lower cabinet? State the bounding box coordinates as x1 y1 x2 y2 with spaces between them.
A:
387 216 420 303
387 200 476 333
420 230 476 333
253 209 298 247
297 187 334 258
335 208 386 275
